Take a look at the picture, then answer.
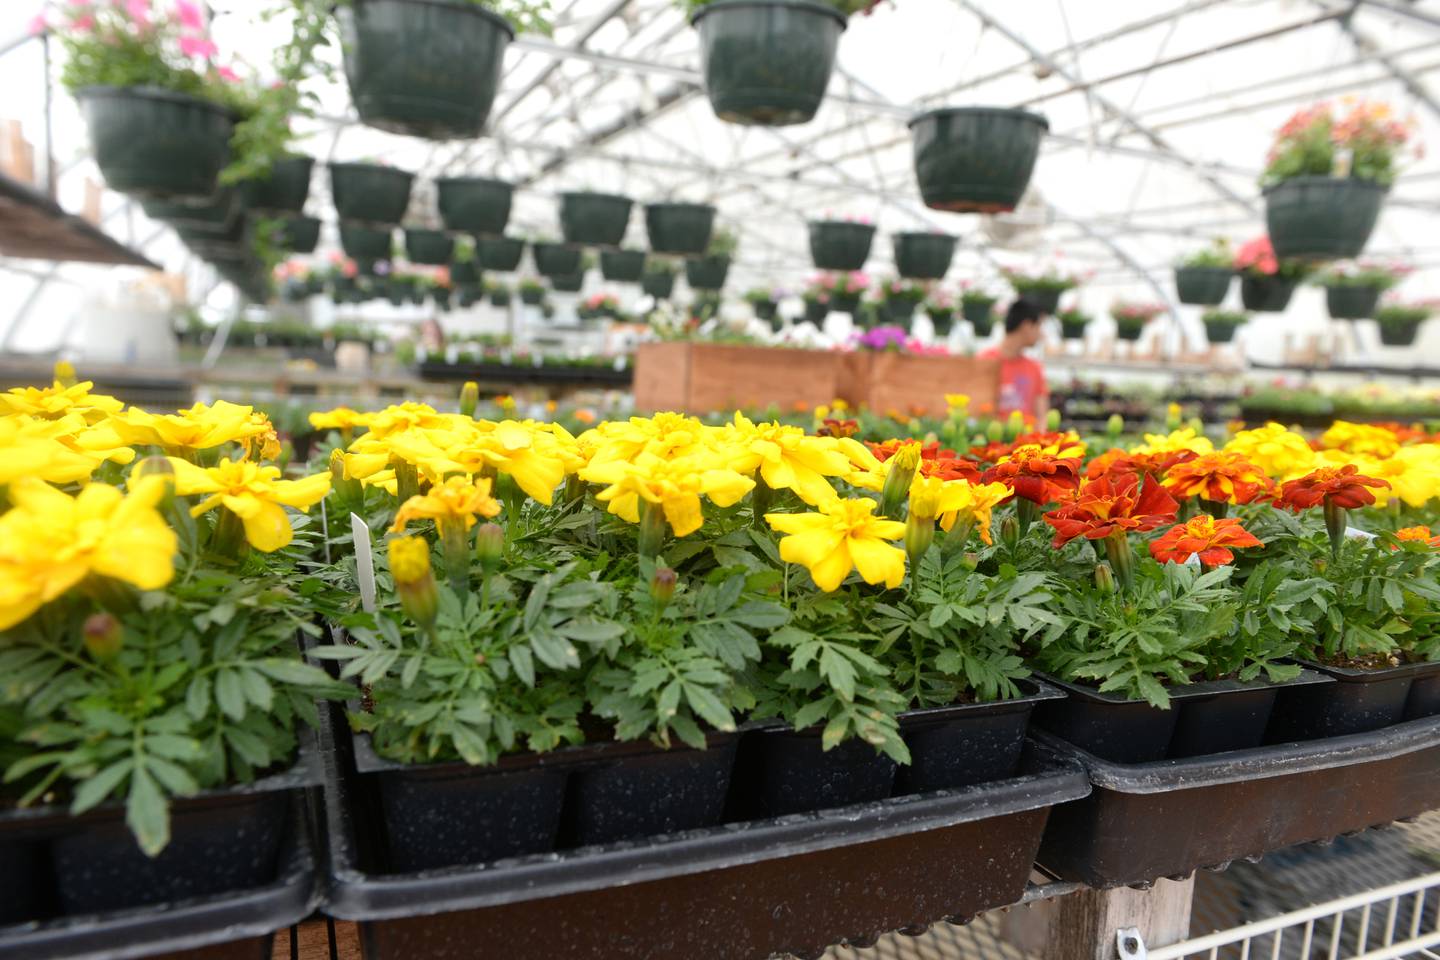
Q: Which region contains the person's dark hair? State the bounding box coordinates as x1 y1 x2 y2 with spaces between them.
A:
1005 297 1046 333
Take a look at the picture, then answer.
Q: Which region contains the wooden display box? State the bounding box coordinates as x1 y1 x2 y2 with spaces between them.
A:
633 342 850 413
633 342 1002 417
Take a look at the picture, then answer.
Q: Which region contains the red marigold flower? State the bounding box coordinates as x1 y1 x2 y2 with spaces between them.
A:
1043 472 1178 547
983 444 1083 506
1084 447 1137 481
1162 452 1273 505
1276 464 1390 511
1395 525 1440 548
1150 515 1263 567
867 439 956 463
919 457 982 483
1125 448 1199 478
968 439 1016 464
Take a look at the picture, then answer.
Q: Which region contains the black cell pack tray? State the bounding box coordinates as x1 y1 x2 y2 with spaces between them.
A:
0 793 318 960
319 700 1090 960
1035 715 1440 890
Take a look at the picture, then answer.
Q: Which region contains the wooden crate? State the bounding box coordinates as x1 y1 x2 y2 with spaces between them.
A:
843 353 1001 417
633 342 849 414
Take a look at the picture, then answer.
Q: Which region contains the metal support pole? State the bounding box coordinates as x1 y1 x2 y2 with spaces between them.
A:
40 33 56 200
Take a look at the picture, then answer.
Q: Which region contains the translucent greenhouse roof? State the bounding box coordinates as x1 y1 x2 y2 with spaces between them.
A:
1 0 1438 360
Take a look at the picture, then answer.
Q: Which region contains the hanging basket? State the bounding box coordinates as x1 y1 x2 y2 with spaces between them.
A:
1326 284 1383 320
478 236 526 272
330 162 415 225
909 107 1048 214
1264 175 1388 261
77 86 235 201
892 232 957 280
1240 275 1297 313
962 300 995 335
550 273 585 294
340 222 394 261
808 221 874 271
237 155 314 214
450 259 482 286
1174 266 1233 306
337 0 515 139
519 287 545 306
1059 317 1088 341
1014 287 1062 314
601 249 646 283
752 300 778 321
142 190 240 230
559 192 634 247
405 229 455 265
685 255 731 291
926 308 955 337
1114 318 1146 342
532 243 583 278
645 203 717 255
1378 317 1424 347
277 215 321 254
803 300 828 325
435 177 513 235
1203 319 1241 344
690 0 847 127
642 272 677 299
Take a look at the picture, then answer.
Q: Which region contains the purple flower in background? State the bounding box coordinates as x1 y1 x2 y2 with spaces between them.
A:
854 325 909 352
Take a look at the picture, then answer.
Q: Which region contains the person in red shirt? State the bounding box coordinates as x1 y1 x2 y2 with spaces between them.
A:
979 298 1049 422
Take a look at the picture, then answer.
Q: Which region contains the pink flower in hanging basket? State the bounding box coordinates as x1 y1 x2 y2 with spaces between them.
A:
124 0 150 28
1234 236 1278 276
174 0 204 30
179 33 217 58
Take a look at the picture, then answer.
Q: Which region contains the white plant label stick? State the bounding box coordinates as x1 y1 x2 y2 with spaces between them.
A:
352 512 377 613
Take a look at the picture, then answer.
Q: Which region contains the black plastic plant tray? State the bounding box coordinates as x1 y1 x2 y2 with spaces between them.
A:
1034 715 1440 890
350 720 743 869
415 360 633 387
1034 670 1332 763
0 793 318 960
321 706 1090 960
0 724 321 921
1406 662 1440 720
1268 658 1439 741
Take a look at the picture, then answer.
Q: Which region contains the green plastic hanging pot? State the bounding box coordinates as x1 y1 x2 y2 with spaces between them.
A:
435 177 513 234
642 271 677 299
559 192 634 247
478 236 526 272
893 232 957 280
927 308 954 337
237 155 314 214
1174 266 1233 306
1059 317 1089 341
340 222 394 261
550 273 585 293
1115 318 1146 342
808 220 874 271
433 286 453 310
142 189 240 229
278 215 321 254
78 87 235 201
829 292 860 315
883 299 921 323
1264 176 1388 261
1326 285 1382 320
337 0 515 139
685 255 731 291
645 203 716 255
489 289 512 307
1240 275 1296 313
520 287 545 306
1012 288 1062 314
533 243 583 277
330 162 415 225
600 249 646 283
909 107 1048 213
752 299 778 321
803 300 827 324
450 258 481 286
405 228 455 265
1204 319 1241 344
690 0 847 127
1377 316 1423 347
962 300 994 335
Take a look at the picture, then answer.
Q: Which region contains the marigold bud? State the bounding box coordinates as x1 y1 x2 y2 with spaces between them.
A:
880 441 921 518
389 536 438 631
1106 414 1124 437
905 512 934 572
1005 410 1025 441
651 567 677 608
986 420 1004 443
1000 515 1020 548
83 612 123 661
1046 408 1062 432
1094 562 1118 594
459 381 480 419
54 360 77 388
475 522 504 574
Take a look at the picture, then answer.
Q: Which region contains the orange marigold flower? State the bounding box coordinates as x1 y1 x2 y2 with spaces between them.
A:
1125 448 1199 478
1162 452 1273 505
1084 447 1134 481
1044 472 1178 547
1014 430 1086 458
817 418 859 439
919 457 982 483
1276 464 1390 511
1150 515 1263 567
982 444 1083 506
1396 525 1440 548
867 439 956 462
968 439 1016 464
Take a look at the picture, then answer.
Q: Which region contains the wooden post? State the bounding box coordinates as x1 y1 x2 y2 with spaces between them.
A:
1005 877 1195 960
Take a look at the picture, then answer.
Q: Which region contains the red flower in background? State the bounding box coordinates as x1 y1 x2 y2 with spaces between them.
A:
1044 472 1178 548
1276 464 1389 511
1150 515 1263 567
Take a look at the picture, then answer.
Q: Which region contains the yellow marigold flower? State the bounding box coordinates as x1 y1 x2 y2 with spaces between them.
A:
390 476 502 534
1130 427 1214 458
0 416 110 485
1386 444 1440 507
718 413 849 506
465 420 575 504
110 400 274 455
0 379 124 423
362 402 447 441
167 457 331 553
309 407 369 433
938 480 1011 544
580 412 713 467
945 393 970 411
1222 423 1317 479
584 453 755 537
766 498 906 592
1318 420 1401 459
0 476 176 630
